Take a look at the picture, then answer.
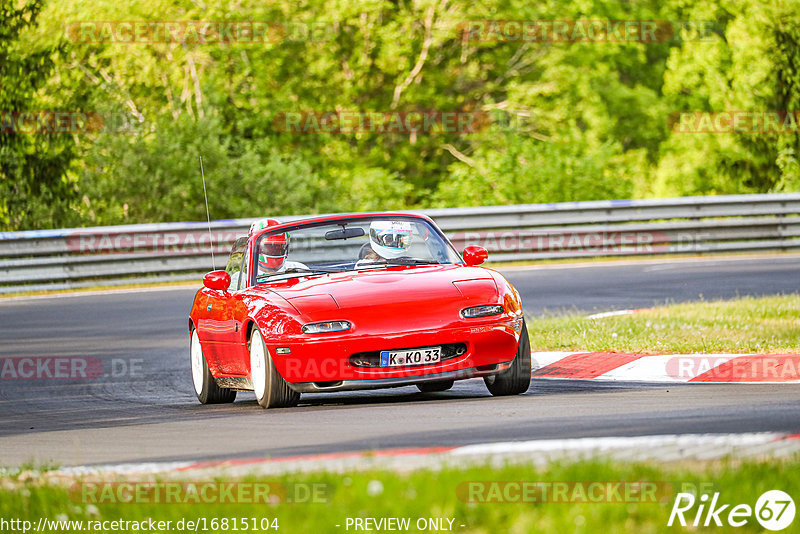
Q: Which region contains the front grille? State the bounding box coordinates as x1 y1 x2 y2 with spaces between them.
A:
349 343 467 368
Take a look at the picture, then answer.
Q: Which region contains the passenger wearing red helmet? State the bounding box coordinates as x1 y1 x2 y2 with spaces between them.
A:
258 232 291 272
250 218 307 276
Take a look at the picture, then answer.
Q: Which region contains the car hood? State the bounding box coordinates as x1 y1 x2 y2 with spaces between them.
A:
261 265 499 332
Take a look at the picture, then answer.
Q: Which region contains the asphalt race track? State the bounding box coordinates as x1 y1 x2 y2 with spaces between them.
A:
1 255 799 467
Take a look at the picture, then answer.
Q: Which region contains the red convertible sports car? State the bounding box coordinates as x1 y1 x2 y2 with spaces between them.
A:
188 213 530 408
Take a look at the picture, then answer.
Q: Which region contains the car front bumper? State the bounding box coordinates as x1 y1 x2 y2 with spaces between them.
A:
287 361 513 393
270 320 521 385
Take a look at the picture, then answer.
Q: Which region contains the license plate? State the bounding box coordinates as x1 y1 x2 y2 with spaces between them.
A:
380 346 441 367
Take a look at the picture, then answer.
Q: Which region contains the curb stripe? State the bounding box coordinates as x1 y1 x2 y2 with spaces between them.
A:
532 351 800 383
600 353 738 383
532 352 645 379
690 354 800 383
52 433 800 479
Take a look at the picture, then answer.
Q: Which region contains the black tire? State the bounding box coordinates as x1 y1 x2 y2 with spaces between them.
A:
416 380 455 393
190 328 236 404
250 328 300 409
484 320 531 396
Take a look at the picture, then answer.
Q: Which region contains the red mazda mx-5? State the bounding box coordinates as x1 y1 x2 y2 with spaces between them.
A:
188 213 530 408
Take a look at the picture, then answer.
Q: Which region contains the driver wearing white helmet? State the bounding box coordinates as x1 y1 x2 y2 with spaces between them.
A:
356 220 414 267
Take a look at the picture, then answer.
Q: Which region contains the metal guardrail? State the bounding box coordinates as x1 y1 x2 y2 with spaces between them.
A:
1 193 798 293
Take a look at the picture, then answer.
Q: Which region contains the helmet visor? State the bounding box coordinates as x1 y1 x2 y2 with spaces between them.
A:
370 227 411 250
261 242 288 258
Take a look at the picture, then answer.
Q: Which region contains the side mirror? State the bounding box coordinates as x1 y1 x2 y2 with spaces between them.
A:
203 270 231 291
463 245 488 266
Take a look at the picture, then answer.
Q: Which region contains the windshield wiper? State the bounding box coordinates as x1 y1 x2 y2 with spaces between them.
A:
257 267 337 281
355 263 388 270
385 259 441 266
284 267 339 274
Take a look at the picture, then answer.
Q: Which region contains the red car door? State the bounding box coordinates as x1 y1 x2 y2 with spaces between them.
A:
209 239 252 377
214 293 250 376
195 236 250 376
194 287 236 373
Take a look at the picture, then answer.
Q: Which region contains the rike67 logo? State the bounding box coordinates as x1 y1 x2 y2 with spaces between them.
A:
668 490 795 530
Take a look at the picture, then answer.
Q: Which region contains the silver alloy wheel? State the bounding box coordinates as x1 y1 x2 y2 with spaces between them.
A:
190 329 205 396
250 329 268 401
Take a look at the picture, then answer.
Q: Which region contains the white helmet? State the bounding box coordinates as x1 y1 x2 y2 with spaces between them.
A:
369 220 413 259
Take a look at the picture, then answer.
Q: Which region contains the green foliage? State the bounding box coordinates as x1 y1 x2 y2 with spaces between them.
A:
1 0 799 230
434 122 641 206
80 115 325 224
0 0 82 230
654 0 800 197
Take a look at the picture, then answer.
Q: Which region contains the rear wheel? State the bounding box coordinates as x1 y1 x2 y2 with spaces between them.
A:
416 380 454 393
250 328 300 408
190 328 236 404
484 320 531 396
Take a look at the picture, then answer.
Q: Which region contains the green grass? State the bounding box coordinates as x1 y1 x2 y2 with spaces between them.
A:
527 294 800 354
1 457 798 533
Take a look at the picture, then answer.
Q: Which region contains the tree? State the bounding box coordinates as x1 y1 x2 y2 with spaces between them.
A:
654 0 800 196
0 0 82 230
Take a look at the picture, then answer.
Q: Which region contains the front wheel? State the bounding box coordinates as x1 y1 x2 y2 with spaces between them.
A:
484 320 531 396
249 328 300 409
190 328 236 404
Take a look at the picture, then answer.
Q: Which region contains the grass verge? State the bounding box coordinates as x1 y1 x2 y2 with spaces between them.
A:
527 294 800 354
1 457 797 533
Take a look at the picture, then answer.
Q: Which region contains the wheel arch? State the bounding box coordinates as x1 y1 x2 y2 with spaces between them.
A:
244 319 257 346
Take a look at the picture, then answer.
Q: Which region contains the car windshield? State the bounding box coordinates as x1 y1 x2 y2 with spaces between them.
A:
254 217 461 283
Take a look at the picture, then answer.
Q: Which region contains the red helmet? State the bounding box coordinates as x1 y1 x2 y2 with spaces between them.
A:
255 219 289 272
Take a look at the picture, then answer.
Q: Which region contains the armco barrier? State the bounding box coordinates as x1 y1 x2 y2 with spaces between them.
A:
0 193 798 293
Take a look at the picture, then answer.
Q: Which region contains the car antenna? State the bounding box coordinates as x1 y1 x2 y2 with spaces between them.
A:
199 156 216 270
